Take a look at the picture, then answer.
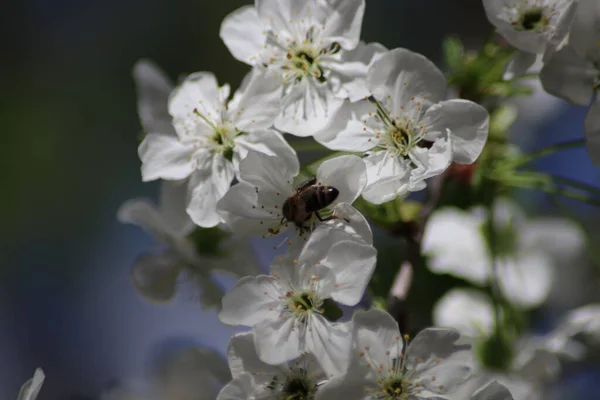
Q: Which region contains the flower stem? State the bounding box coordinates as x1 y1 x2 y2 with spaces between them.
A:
499 139 585 170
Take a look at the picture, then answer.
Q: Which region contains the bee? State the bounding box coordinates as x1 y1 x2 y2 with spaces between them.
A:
281 178 348 230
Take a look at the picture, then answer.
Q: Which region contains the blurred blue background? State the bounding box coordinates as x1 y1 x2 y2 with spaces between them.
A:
2 0 599 398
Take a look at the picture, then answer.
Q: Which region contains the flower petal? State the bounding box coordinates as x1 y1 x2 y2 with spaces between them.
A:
421 99 489 165
504 51 537 80
186 158 234 228
235 130 299 178
275 79 345 137
352 308 403 365
367 48 447 106
361 151 411 204
169 72 222 121
496 252 554 309
130 252 181 303
540 45 597 107
470 381 514 400
219 275 282 326
220 5 265 65
407 328 472 396
253 316 303 365
569 0 600 59
117 198 172 242
238 151 298 192
229 69 282 131
322 240 376 306
227 332 283 379
585 99 600 166
306 315 353 376
316 155 366 205
315 100 378 152
133 59 176 136
18 369 45 400
433 288 495 337
422 207 491 285
408 136 453 185
320 0 365 50
138 134 195 181
159 180 196 237
216 374 255 400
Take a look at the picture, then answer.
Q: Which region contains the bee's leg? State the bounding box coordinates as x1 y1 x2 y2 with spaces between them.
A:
314 211 350 223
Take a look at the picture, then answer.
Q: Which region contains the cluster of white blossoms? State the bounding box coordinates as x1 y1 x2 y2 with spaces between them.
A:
89 0 600 400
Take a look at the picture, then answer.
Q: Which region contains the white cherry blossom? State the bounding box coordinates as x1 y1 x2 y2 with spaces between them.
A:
217 150 371 247
220 0 386 136
317 308 473 400
421 199 583 309
540 0 600 164
316 48 489 204
17 369 44 400
137 65 297 227
118 180 260 307
482 0 577 76
218 229 377 375
217 331 331 400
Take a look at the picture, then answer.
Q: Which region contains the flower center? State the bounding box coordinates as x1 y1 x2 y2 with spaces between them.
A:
191 108 241 162
512 7 548 32
380 375 409 400
279 27 341 84
266 366 317 400
284 290 323 322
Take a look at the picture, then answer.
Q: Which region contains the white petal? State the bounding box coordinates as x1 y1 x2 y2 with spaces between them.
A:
275 80 345 137
421 99 489 165
117 198 172 242
520 217 585 265
569 0 600 59
540 45 597 106
471 381 514 400
408 137 453 186
585 99 600 166
229 69 282 131
361 151 411 204
253 316 303 365
504 51 537 80
422 208 491 285
328 41 387 101
316 155 366 205
320 0 365 50
219 275 282 326
235 130 299 177
352 308 403 364
322 240 376 306
367 48 446 106
238 151 299 191
306 315 353 376
433 288 495 337
159 180 196 236
496 252 554 309
406 328 472 395
169 72 222 121
133 59 176 136
555 303 600 339
227 332 282 379
18 369 45 400
314 371 374 400
308 202 373 246
138 134 195 181
314 100 377 152
220 5 265 65
217 182 285 237
130 252 181 303
186 158 234 228
216 374 254 400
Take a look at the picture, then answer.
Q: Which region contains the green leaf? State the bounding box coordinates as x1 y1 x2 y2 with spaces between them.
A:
443 36 465 72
